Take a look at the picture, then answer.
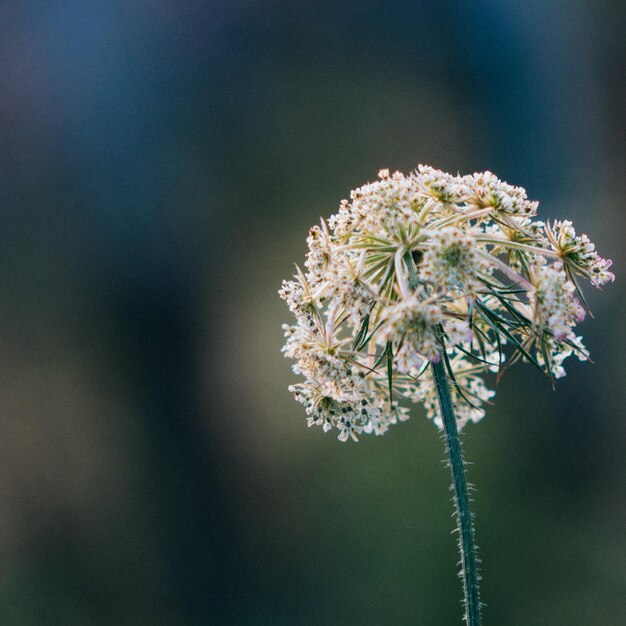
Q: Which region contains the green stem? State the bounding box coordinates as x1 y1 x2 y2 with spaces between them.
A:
431 357 481 626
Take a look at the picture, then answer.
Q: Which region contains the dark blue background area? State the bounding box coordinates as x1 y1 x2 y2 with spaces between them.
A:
0 1 623 624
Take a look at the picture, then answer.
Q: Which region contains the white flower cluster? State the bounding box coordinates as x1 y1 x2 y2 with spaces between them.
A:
532 265 586 340
280 167 614 441
380 298 442 370
420 227 487 295
546 219 615 286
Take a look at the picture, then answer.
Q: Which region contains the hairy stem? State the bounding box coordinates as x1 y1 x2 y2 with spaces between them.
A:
431 357 481 626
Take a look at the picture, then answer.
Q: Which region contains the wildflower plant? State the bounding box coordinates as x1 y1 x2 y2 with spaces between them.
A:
279 166 614 624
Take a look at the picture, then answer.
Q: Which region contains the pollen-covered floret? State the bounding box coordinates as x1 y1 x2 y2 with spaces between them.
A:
325 253 374 326
280 165 613 441
279 277 314 322
547 220 615 286
417 165 469 203
532 265 585 340
305 220 334 286
465 171 538 218
345 169 422 234
380 297 442 371
420 227 487 294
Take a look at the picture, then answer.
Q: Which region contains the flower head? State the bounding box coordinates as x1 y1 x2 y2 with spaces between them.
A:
280 166 614 441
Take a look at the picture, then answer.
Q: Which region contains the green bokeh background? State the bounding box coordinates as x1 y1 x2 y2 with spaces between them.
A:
0 1 624 624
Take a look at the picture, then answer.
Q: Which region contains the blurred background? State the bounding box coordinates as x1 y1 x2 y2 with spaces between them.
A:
0 1 624 624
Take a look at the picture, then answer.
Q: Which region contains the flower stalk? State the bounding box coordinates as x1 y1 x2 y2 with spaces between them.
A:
431 355 481 626
279 165 614 622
